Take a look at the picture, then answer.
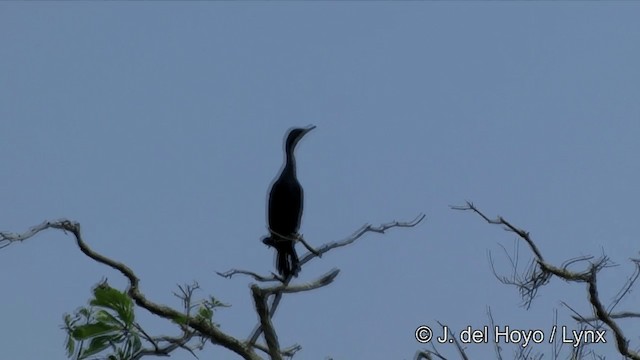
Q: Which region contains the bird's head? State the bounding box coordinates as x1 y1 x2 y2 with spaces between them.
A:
285 125 316 151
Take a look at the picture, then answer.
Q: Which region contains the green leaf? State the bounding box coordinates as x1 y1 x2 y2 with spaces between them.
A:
197 306 213 321
63 313 72 327
90 286 135 325
209 296 231 309
130 334 142 354
79 334 116 359
95 309 125 328
72 322 117 340
78 307 92 319
64 334 75 357
120 334 141 359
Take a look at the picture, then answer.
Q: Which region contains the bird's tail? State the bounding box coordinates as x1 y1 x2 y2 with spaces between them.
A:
277 242 300 278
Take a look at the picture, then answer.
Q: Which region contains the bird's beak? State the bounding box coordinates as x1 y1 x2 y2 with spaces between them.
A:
303 125 316 134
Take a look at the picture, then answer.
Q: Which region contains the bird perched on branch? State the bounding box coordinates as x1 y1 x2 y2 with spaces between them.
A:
263 125 316 279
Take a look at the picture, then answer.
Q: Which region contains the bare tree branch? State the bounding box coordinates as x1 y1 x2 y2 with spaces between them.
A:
253 343 301 358
131 282 209 359
451 202 545 261
573 311 640 322
1 219 262 360
587 265 638 359
437 321 468 360
217 269 280 282
453 202 640 360
243 213 426 346
258 268 340 296
305 213 426 258
414 350 437 360
608 259 640 314
452 202 612 306
251 283 282 360
486 307 503 360
250 269 339 359
3 215 424 359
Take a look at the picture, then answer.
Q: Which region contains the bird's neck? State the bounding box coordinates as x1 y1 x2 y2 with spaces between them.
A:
283 147 297 176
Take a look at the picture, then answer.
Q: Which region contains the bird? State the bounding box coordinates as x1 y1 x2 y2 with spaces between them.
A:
263 125 316 279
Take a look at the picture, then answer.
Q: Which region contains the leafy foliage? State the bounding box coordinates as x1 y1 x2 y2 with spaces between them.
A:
63 281 229 360
196 295 228 328
63 281 141 360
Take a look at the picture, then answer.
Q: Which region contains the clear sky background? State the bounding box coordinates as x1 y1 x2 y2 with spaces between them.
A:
1 3 640 360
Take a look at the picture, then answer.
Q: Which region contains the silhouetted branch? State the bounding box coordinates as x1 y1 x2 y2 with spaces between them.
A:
251 284 282 360
487 241 547 308
608 258 640 314
250 268 339 360
452 201 613 306
132 282 208 359
486 307 503 360
217 269 280 282
261 268 339 296
414 350 438 360
573 311 640 322
451 202 544 260
305 213 426 259
439 321 469 360
244 213 426 347
587 264 638 359
135 329 203 359
1 219 261 360
297 235 320 257
253 343 301 358
1 220 58 248
453 202 640 360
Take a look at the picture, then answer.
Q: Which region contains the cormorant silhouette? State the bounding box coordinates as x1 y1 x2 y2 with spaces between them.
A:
263 125 316 278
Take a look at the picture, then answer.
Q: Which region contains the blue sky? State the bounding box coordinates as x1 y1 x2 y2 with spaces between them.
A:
1 3 639 359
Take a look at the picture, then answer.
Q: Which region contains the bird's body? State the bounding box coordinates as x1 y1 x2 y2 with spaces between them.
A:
268 168 303 238
263 126 315 278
